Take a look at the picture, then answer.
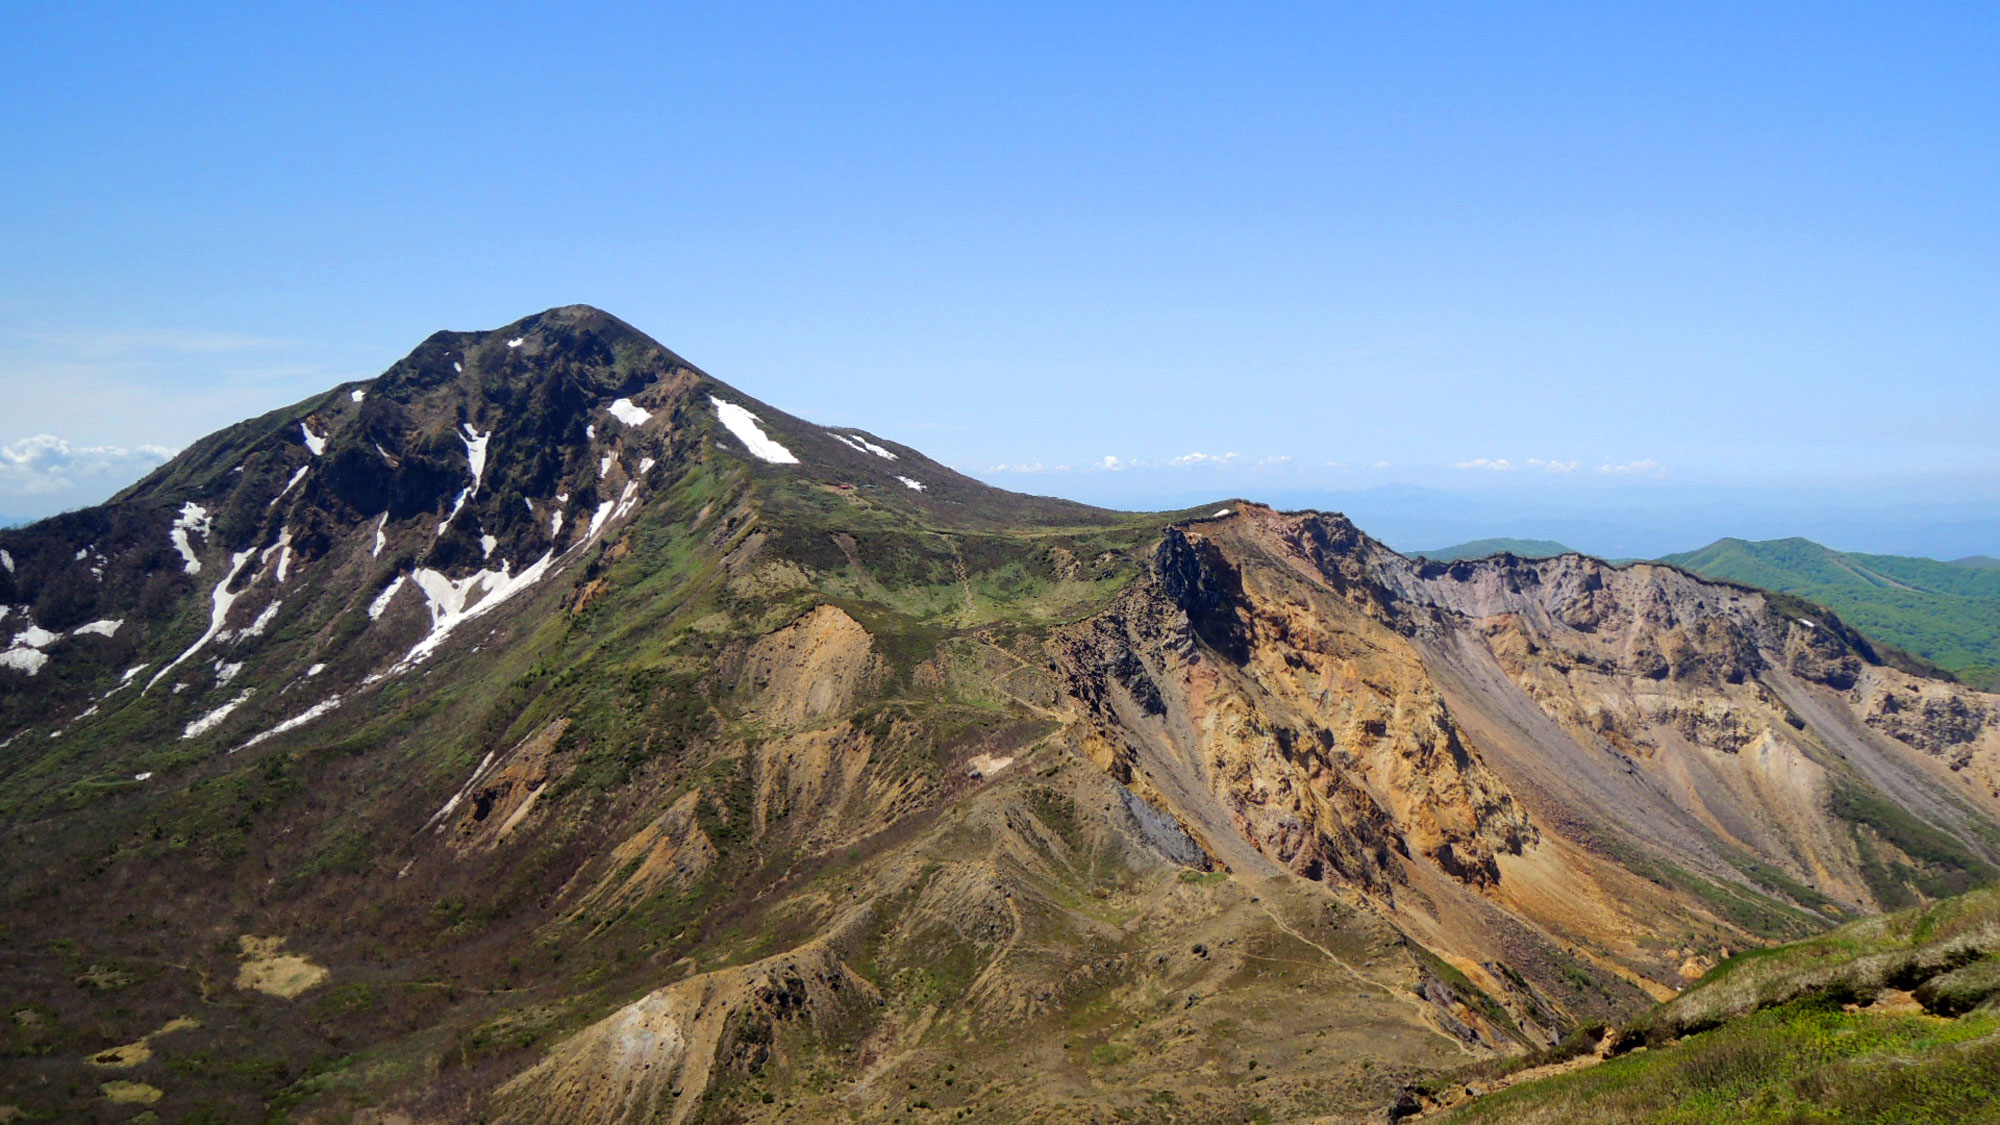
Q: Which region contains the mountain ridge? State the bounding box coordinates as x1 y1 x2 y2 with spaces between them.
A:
3 307 1999 1124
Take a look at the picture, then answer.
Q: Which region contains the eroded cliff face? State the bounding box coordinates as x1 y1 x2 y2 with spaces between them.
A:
1047 505 2000 1016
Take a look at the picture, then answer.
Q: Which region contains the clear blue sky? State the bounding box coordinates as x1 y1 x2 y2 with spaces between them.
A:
3 3 1996 556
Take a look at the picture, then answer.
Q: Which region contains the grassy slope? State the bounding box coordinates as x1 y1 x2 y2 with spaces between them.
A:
1409 538 1577 561
1436 885 2000 1124
1663 537 2000 689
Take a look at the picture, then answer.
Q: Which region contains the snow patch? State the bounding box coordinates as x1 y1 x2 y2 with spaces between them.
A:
0 549 11 574
170 502 212 574
214 661 244 687
236 695 343 752
895 476 926 492
368 575 407 620
709 396 798 464
372 513 388 558
11 625 60 649
233 599 282 640
608 398 652 426
506 337 525 348
582 500 615 543
350 388 366 403
453 361 463 373
120 664 149 683
270 465 309 507
438 487 471 534
599 454 613 479
549 509 564 538
134 772 153 782
461 425 492 493
833 431 896 460
397 553 556 669
182 690 253 740
480 534 498 558
300 422 327 456
306 663 325 676
426 750 498 830
0 649 47 675
73 619 122 638
585 423 594 440
1212 508 1232 517
638 456 656 474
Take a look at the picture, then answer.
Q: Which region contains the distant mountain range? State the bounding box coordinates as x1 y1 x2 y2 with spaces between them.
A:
1409 537 1577 561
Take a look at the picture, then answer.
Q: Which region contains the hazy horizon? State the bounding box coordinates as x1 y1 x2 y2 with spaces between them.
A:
5 6 1995 557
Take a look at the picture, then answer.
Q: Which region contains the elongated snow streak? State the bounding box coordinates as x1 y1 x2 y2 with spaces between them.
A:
300 422 327 456
832 431 896 460
0 549 11 574
549 509 564 538
710 396 798 464
438 487 470 534
461 425 491 493
182 689 253 740
638 456 656 474
270 465 309 507
393 552 555 671
373 513 388 558
148 549 255 692
234 599 282 640
896 476 926 492
610 480 641 524
608 397 652 426
368 575 406 620
262 526 294 583
506 337 524 348
170 502 212 574
425 749 499 831
582 500 614 544
598 454 613 479
73 619 122 638
235 695 342 753
306 663 325 676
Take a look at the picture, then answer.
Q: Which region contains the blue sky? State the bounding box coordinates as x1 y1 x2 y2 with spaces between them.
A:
3 3 1995 556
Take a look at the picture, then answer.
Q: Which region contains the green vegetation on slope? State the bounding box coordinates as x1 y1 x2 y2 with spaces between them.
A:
1662 537 2000 689
1409 538 1576 562
1436 884 2000 1124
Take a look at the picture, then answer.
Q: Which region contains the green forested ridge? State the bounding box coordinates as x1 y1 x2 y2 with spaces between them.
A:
1410 538 1577 561
1662 537 2000 690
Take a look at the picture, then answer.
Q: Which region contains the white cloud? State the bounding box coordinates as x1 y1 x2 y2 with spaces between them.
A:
1526 458 1580 473
1170 451 1246 467
1597 458 1664 477
987 462 1067 474
1454 458 1516 471
1096 455 1125 471
1258 454 1293 465
0 434 176 497
1373 460 1391 469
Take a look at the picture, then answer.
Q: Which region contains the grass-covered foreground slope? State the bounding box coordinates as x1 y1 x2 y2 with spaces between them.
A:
1663 537 2000 690
1431 884 2000 1124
